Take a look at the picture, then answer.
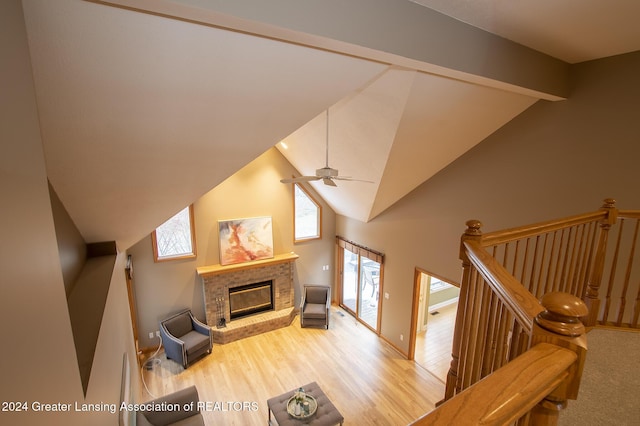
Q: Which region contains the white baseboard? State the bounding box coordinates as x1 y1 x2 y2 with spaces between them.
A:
428 297 458 313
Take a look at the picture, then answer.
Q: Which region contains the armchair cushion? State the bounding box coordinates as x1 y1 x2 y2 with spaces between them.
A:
305 286 329 304
303 303 329 319
163 313 193 338
181 330 211 355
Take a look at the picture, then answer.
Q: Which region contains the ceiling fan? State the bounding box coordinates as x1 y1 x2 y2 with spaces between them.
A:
280 110 373 187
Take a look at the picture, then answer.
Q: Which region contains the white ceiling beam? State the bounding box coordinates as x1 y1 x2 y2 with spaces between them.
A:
94 0 569 100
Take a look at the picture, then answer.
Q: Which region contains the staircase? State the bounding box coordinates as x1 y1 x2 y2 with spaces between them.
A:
411 198 639 425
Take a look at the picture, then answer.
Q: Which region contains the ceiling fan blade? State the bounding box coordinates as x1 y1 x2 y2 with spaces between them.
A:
323 177 337 187
280 176 321 183
333 176 374 183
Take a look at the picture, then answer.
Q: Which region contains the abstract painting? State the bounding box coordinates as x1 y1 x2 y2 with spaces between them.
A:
218 216 274 265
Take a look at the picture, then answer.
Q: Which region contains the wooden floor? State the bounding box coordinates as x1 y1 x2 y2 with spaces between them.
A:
140 306 445 425
413 302 457 383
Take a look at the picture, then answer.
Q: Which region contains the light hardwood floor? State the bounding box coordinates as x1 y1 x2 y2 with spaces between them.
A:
413 302 457 383
140 306 445 425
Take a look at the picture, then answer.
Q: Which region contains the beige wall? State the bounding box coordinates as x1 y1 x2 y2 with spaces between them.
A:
337 51 640 354
48 181 87 297
0 2 80 422
0 2 138 424
128 147 336 349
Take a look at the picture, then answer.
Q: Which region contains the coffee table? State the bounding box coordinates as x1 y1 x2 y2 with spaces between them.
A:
267 382 344 425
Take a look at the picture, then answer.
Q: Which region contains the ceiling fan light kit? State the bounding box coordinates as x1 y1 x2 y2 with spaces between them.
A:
280 110 372 187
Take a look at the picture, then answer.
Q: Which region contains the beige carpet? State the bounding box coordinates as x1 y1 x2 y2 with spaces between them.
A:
560 328 640 425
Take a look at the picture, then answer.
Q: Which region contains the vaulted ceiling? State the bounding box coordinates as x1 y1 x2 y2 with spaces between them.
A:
21 0 640 249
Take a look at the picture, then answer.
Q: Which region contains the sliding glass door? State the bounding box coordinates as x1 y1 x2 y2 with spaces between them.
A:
358 254 380 329
342 246 358 313
338 238 383 333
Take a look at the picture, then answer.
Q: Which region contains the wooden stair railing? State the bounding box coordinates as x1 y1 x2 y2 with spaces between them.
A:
597 207 640 328
463 198 639 329
427 198 638 425
444 222 546 400
443 219 587 414
412 293 587 425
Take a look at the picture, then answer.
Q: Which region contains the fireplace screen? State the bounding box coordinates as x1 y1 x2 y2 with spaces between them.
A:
229 280 274 320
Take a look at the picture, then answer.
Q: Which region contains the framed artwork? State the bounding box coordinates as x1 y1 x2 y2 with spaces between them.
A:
219 216 274 265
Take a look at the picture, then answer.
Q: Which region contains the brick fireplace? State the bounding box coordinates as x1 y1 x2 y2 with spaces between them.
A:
197 253 298 344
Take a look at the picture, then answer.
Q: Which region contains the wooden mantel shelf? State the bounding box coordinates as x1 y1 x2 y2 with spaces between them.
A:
196 252 298 278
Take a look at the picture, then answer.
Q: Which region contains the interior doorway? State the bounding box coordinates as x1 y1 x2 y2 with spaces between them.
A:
409 268 459 382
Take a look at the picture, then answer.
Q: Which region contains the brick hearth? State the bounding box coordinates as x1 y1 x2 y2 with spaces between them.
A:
197 253 298 344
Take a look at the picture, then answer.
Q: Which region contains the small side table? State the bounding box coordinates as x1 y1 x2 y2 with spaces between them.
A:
267 382 344 425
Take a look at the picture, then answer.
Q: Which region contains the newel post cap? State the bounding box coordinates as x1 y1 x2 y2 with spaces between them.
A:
535 292 588 337
601 198 616 209
464 220 483 236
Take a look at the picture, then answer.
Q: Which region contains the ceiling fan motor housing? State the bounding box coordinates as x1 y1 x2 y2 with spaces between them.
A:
316 167 339 178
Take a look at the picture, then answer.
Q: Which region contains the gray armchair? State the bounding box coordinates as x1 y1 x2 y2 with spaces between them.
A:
300 285 331 329
160 309 212 369
136 385 204 426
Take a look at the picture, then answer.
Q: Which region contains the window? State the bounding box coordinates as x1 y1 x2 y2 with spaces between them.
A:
151 205 197 262
294 183 321 243
430 278 449 293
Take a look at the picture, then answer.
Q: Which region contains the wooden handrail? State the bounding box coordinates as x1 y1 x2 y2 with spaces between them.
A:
481 211 606 247
480 198 617 247
412 343 577 426
619 210 640 219
465 239 544 333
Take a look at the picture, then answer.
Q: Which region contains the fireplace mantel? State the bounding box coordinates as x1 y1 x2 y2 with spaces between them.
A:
196 252 298 278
